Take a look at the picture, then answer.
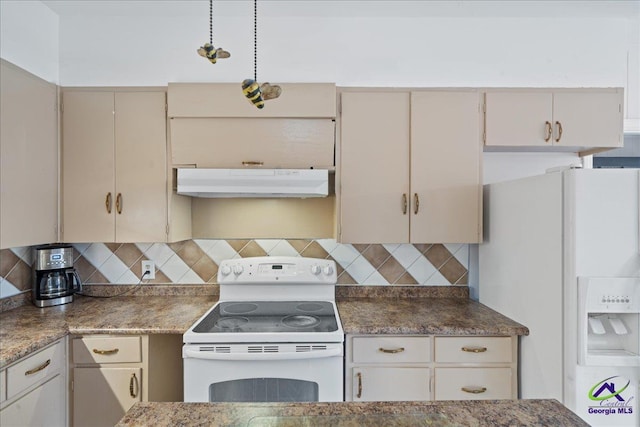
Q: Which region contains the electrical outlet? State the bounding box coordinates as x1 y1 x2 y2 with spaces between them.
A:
141 260 155 280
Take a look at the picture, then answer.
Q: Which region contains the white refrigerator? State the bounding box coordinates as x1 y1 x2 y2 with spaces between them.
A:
479 168 640 427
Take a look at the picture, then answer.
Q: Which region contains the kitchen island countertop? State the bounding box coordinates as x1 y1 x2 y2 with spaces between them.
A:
116 399 587 426
0 286 527 368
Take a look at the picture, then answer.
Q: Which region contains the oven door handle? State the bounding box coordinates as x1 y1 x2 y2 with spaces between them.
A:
184 347 342 361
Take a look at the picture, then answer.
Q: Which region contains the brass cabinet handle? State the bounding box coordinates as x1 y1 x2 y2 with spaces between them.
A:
24 359 51 376
242 161 264 166
379 347 405 354
105 192 112 214
462 386 487 394
116 193 123 214
129 373 139 398
402 194 408 215
93 348 119 355
544 121 552 142
555 121 563 142
461 346 487 353
413 193 419 214
356 372 362 398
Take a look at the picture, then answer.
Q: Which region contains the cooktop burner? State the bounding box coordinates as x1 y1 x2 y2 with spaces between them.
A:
192 301 339 334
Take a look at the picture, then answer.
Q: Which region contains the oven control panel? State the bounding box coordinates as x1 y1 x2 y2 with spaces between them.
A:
218 256 337 284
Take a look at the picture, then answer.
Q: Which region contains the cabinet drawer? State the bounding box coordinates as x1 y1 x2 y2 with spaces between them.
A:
352 336 430 363
435 368 513 400
6 340 65 400
434 337 512 363
352 367 430 401
73 336 141 364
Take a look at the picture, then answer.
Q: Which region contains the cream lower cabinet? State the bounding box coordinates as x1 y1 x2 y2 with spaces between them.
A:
339 90 482 244
484 89 623 150
70 334 182 427
61 90 174 243
0 339 66 427
346 335 517 402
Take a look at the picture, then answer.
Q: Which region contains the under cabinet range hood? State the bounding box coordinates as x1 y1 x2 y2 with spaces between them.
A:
176 168 328 198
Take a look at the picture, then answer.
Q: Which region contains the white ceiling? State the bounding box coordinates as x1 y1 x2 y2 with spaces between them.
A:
40 0 640 19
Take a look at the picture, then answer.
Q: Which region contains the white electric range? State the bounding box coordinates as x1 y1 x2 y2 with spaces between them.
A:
183 256 344 403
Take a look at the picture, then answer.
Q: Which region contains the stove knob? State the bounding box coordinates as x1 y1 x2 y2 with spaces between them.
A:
311 265 321 275
220 265 232 276
323 265 334 275
233 264 244 275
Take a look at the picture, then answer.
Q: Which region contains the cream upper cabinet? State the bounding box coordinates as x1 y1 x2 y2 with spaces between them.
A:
410 91 482 243
62 90 168 243
0 60 58 249
340 91 410 243
339 90 482 244
168 83 336 169
484 89 623 150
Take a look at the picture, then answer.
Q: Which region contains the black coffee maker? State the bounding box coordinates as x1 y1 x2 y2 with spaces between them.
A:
33 244 82 307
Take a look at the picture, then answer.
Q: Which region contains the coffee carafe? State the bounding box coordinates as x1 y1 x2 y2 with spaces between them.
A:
33 245 82 307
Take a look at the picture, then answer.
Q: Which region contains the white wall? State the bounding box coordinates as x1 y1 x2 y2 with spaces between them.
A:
53 2 632 89
0 1 59 83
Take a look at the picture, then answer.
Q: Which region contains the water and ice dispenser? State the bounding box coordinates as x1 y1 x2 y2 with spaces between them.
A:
575 277 639 427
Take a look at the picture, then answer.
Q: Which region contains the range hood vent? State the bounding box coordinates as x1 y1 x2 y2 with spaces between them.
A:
177 168 328 198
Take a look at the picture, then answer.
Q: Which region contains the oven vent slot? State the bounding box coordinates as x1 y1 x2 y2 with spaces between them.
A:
296 345 327 352
199 346 230 353
248 345 280 353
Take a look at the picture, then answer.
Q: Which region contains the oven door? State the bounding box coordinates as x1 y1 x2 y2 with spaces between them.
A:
183 343 343 403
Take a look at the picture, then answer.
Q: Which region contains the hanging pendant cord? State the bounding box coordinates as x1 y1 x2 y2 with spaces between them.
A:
254 0 258 81
209 0 213 45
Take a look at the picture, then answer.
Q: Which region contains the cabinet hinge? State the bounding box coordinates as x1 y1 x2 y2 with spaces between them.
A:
166 224 170 235
165 103 168 112
71 380 74 392
483 131 486 144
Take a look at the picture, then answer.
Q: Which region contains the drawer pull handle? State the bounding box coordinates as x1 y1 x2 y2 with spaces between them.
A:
461 346 487 353
379 347 405 354
242 161 264 166
555 121 563 142
462 386 487 394
24 359 51 376
414 193 419 215
116 193 123 214
356 372 362 398
93 348 119 355
544 121 552 142
130 373 139 398
105 192 112 214
402 194 408 215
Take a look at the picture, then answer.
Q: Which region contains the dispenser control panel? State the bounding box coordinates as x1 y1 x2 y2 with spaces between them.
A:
581 277 640 313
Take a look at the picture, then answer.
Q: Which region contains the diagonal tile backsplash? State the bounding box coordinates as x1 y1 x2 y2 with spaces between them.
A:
0 240 469 300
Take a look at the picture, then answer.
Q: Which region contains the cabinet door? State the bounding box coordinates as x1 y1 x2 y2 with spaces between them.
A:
0 61 58 248
484 91 552 147
114 92 167 242
553 90 623 148
0 375 65 427
170 117 334 169
73 367 141 427
62 91 116 242
340 92 410 243
351 367 430 401
410 91 482 243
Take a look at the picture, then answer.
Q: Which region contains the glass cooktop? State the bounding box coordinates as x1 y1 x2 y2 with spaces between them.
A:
193 301 339 334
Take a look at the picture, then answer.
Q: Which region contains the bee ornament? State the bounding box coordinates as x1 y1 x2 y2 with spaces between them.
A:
242 80 282 109
197 43 230 64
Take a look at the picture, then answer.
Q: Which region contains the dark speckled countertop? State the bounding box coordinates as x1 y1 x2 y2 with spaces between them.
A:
116 400 588 426
0 286 527 369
